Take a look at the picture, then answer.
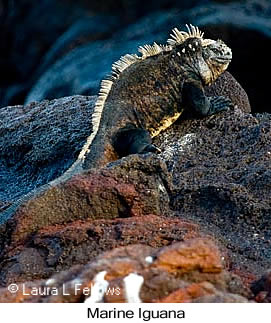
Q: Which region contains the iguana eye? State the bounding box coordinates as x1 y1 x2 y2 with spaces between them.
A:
211 48 220 55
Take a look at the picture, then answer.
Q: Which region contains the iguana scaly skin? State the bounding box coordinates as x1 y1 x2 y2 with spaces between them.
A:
72 24 233 173
0 25 233 221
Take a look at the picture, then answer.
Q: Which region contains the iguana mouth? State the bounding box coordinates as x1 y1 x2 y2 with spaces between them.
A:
215 57 232 64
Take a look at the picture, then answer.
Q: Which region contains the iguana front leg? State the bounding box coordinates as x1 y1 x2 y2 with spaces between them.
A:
182 80 233 116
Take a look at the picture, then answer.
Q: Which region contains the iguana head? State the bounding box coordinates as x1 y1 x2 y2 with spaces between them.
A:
201 39 232 84
168 24 232 85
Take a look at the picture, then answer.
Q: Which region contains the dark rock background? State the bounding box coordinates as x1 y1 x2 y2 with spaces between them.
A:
1 0 271 112
0 0 270 303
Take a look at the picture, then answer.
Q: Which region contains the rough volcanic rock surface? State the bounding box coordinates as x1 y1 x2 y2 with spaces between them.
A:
155 108 271 278
0 239 251 303
0 152 175 286
0 215 203 286
0 95 94 211
1 154 171 246
251 270 271 302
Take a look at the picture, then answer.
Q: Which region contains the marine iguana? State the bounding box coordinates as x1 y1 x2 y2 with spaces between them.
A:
64 24 233 175
0 24 233 221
